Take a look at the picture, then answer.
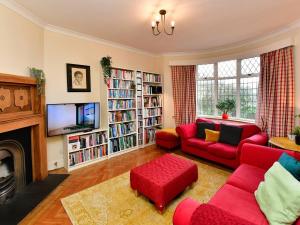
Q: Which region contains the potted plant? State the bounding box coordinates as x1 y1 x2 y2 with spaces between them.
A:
216 99 236 120
289 114 300 141
292 126 300 145
100 56 112 86
29 67 46 95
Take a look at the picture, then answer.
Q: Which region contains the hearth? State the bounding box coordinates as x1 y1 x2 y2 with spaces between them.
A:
0 128 32 204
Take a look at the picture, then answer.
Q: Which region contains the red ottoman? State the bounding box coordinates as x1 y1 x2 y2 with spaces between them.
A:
130 154 198 212
156 128 180 149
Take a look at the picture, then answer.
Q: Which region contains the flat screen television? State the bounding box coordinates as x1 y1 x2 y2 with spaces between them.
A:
47 102 100 137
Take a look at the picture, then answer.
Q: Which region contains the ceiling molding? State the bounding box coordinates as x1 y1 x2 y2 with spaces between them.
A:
1 0 159 57
162 19 300 57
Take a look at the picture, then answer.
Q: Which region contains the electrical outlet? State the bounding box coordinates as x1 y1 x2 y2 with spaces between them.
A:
54 161 58 167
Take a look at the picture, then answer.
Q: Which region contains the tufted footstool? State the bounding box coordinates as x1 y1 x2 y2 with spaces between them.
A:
130 154 198 213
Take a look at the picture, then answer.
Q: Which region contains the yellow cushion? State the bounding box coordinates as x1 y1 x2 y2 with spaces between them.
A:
205 129 220 142
158 128 179 137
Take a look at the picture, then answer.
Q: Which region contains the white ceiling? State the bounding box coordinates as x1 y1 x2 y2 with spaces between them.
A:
12 0 300 54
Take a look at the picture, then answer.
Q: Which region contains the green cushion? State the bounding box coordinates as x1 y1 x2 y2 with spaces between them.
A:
255 162 300 225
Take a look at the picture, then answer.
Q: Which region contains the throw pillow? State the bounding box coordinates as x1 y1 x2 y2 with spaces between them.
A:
255 162 300 225
219 124 243 146
196 122 215 139
278 153 300 181
205 129 220 142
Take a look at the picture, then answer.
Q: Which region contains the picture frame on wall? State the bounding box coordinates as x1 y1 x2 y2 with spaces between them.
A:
66 63 91 92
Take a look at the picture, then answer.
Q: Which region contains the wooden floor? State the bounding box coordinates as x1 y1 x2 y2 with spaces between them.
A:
20 145 167 225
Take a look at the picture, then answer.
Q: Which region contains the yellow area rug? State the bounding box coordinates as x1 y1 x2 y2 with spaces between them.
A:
61 157 231 225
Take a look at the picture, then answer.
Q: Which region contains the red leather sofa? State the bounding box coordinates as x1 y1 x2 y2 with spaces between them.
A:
176 118 268 168
173 144 300 225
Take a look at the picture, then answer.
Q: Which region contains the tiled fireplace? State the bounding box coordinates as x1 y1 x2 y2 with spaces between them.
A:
0 73 47 203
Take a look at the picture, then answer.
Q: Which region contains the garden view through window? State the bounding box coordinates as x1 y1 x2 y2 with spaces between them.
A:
196 56 260 120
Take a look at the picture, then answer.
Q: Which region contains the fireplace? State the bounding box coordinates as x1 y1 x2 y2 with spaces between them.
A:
0 73 48 203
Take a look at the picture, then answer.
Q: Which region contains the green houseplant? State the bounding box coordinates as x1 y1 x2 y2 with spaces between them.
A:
216 99 236 120
29 67 46 95
100 56 112 86
292 126 300 145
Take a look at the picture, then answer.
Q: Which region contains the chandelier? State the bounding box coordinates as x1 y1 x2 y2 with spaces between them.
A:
151 9 175 36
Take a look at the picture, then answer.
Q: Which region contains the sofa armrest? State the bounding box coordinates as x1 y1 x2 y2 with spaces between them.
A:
176 123 197 140
237 133 268 157
173 198 200 225
240 143 292 170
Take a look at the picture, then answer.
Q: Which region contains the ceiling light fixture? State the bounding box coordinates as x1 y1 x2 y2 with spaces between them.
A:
151 9 175 36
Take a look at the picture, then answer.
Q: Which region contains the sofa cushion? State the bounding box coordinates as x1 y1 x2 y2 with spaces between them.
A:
219 124 243 146
205 129 220 142
209 184 269 225
186 138 214 149
207 143 238 159
227 164 266 193
255 162 300 225
278 153 300 181
196 122 215 139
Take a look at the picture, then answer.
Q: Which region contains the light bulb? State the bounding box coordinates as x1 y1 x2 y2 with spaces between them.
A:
171 21 175 27
151 21 155 27
155 15 160 22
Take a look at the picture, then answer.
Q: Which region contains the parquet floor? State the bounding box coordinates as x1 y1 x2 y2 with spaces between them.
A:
20 145 167 225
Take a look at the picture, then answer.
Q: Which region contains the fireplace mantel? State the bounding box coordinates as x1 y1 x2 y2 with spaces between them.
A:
0 73 47 180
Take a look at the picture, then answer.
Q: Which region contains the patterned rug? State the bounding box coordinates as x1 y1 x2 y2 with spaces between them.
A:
61 157 231 225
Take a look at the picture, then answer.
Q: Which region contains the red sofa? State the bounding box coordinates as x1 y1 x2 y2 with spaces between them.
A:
173 144 300 225
176 118 268 168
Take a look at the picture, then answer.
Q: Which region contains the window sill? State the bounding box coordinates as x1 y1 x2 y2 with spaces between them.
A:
197 115 256 124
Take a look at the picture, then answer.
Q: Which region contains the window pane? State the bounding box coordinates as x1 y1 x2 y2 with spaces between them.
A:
241 57 260 75
240 77 259 119
218 60 237 77
197 80 214 115
197 64 214 79
217 79 237 116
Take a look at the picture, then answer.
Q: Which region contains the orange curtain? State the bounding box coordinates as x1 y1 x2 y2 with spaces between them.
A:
171 65 196 126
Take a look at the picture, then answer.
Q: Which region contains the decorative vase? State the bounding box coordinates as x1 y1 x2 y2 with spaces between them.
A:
116 111 122 122
222 113 229 120
295 135 300 145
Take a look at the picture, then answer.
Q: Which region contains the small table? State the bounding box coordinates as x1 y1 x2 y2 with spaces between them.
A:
269 137 300 153
130 154 198 213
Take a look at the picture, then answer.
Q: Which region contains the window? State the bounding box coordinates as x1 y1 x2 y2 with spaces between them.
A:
196 57 260 120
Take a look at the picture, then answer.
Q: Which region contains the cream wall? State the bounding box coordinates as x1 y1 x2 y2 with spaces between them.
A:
44 30 160 170
0 4 44 76
162 27 300 128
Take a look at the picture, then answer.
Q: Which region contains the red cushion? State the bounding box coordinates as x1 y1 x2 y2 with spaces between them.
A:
186 138 214 149
207 143 238 159
209 184 269 225
156 131 179 142
190 204 256 225
130 154 198 210
227 164 266 193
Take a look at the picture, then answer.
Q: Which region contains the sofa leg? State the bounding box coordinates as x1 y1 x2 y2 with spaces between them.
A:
156 204 164 214
134 190 140 197
189 182 196 189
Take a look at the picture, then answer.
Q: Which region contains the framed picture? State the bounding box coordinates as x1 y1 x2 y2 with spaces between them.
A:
66 64 91 92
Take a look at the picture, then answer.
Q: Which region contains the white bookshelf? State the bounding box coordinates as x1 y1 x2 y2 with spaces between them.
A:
64 129 108 172
142 72 163 145
107 68 138 156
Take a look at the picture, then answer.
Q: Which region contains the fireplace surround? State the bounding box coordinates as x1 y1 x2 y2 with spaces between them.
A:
0 73 48 202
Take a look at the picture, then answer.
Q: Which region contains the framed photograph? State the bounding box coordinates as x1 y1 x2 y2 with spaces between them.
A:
66 64 91 92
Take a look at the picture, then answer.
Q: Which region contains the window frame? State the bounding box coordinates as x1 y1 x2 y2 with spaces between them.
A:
196 58 260 122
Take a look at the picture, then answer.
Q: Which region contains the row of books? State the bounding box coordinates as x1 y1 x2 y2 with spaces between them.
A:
108 99 135 110
144 128 156 144
137 97 142 108
109 134 137 152
108 79 134 89
69 145 108 166
143 85 163 95
111 69 134 80
144 96 162 108
143 73 161 83
144 117 162 127
108 89 135 98
68 132 108 151
108 110 135 123
144 108 162 117
109 122 136 138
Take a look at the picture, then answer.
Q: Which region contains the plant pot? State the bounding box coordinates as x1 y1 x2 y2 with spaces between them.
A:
222 113 229 120
295 135 300 145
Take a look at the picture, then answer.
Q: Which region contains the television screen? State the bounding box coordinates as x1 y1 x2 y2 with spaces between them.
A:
47 102 100 137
